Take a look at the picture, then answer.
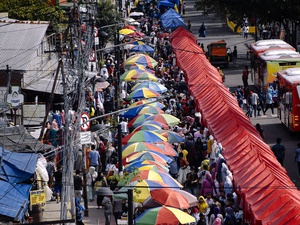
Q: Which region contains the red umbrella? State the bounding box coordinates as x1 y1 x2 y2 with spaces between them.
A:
128 31 146 38
124 25 137 30
150 188 190 209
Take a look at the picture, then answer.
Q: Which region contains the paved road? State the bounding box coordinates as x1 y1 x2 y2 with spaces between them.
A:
183 0 300 189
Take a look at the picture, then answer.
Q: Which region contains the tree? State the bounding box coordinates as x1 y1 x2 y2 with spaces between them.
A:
0 0 68 33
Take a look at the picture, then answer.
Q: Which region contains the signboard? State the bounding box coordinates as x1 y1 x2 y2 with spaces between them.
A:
80 131 91 145
6 86 24 107
30 189 46 206
80 112 90 131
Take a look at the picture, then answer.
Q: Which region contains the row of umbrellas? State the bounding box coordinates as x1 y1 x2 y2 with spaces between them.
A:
118 57 196 224
97 53 196 224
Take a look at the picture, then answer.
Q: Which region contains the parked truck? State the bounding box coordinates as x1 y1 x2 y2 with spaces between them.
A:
206 40 231 68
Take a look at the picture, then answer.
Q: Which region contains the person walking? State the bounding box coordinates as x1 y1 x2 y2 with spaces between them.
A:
86 166 98 202
263 86 274 115
232 46 237 67
74 170 83 201
255 123 265 139
250 90 259 117
187 20 191 31
75 197 85 225
53 165 62 203
89 145 100 173
271 138 286 166
199 22 206 37
242 66 249 87
295 143 300 178
185 166 198 196
102 195 113 225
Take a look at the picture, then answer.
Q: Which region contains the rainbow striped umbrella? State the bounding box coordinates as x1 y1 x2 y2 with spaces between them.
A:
131 81 168 93
127 113 154 128
122 130 167 144
120 69 155 82
126 88 160 100
126 54 158 68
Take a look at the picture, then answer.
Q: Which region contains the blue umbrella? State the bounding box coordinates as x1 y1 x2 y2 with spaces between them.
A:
130 44 155 54
132 81 168 94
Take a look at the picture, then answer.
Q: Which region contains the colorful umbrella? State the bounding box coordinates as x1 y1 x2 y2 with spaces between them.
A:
135 206 196 225
124 160 169 173
130 44 154 53
155 130 185 143
143 189 198 208
124 25 137 30
131 170 182 189
126 54 158 68
122 141 177 158
145 114 180 126
95 81 110 89
128 64 155 73
131 73 158 82
120 69 154 82
127 180 169 202
122 130 167 144
123 150 172 165
130 99 165 109
132 124 162 132
127 113 154 127
119 28 135 35
133 41 146 45
128 31 146 38
131 81 168 94
126 88 160 100
134 120 169 129
122 106 145 119
137 105 164 115
150 188 189 209
155 142 177 155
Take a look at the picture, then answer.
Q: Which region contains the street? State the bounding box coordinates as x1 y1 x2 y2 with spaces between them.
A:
183 0 300 189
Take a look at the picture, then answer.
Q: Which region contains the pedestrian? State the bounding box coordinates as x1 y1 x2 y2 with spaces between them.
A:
250 90 259 117
86 166 98 202
255 123 265 139
271 138 286 166
263 86 274 115
53 165 62 203
95 172 108 209
187 20 191 31
182 2 186 15
295 143 300 178
199 22 206 37
89 144 100 173
102 195 113 225
243 24 249 39
242 65 249 87
185 166 198 196
74 170 83 201
75 197 86 225
113 197 123 224
232 46 237 66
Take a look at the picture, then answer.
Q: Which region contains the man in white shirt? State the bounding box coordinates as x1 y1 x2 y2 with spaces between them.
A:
250 90 259 117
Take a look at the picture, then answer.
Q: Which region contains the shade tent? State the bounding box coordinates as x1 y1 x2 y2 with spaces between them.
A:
161 9 182 20
157 0 175 9
169 26 300 224
160 9 186 29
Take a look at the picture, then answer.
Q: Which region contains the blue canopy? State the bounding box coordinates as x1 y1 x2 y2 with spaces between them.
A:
161 9 186 29
130 44 154 54
161 8 181 20
158 0 175 9
0 149 38 221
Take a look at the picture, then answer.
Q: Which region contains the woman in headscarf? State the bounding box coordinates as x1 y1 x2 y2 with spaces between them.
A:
86 166 98 201
198 196 209 214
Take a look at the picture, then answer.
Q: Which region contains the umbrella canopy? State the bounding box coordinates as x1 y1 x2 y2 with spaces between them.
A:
124 160 169 173
137 105 164 115
119 28 135 35
127 113 154 127
128 31 146 38
123 150 172 165
95 187 114 196
123 142 170 158
135 206 196 225
155 142 177 155
150 188 189 209
124 180 169 202
122 130 167 144
134 120 169 129
128 64 155 73
126 54 158 68
130 99 165 109
120 69 154 82
133 41 146 45
155 130 185 143
124 25 137 30
131 170 182 188
129 11 144 17
130 44 154 54
145 114 180 126
143 189 198 208
131 73 158 82
132 124 162 132
95 81 110 89
126 88 160 100
131 81 168 94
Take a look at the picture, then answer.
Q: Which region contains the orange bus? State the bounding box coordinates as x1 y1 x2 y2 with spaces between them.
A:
277 68 300 132
254 49 300 94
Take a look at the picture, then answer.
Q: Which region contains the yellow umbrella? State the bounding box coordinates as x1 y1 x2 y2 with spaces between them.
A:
119 28 135 35
120 69 155 82
125 54 158 68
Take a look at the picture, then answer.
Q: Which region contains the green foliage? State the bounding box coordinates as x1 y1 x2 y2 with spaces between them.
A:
1 0 68 32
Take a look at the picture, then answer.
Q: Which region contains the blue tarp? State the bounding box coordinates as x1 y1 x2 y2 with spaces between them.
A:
158 0 175 9
161 9 186 29
0 149 37 221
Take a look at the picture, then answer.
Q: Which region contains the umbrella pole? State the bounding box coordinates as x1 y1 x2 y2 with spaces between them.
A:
128 189 133 225
117 124 123 173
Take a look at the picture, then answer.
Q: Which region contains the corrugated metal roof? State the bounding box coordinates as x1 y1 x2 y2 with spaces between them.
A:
0 19 49 70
